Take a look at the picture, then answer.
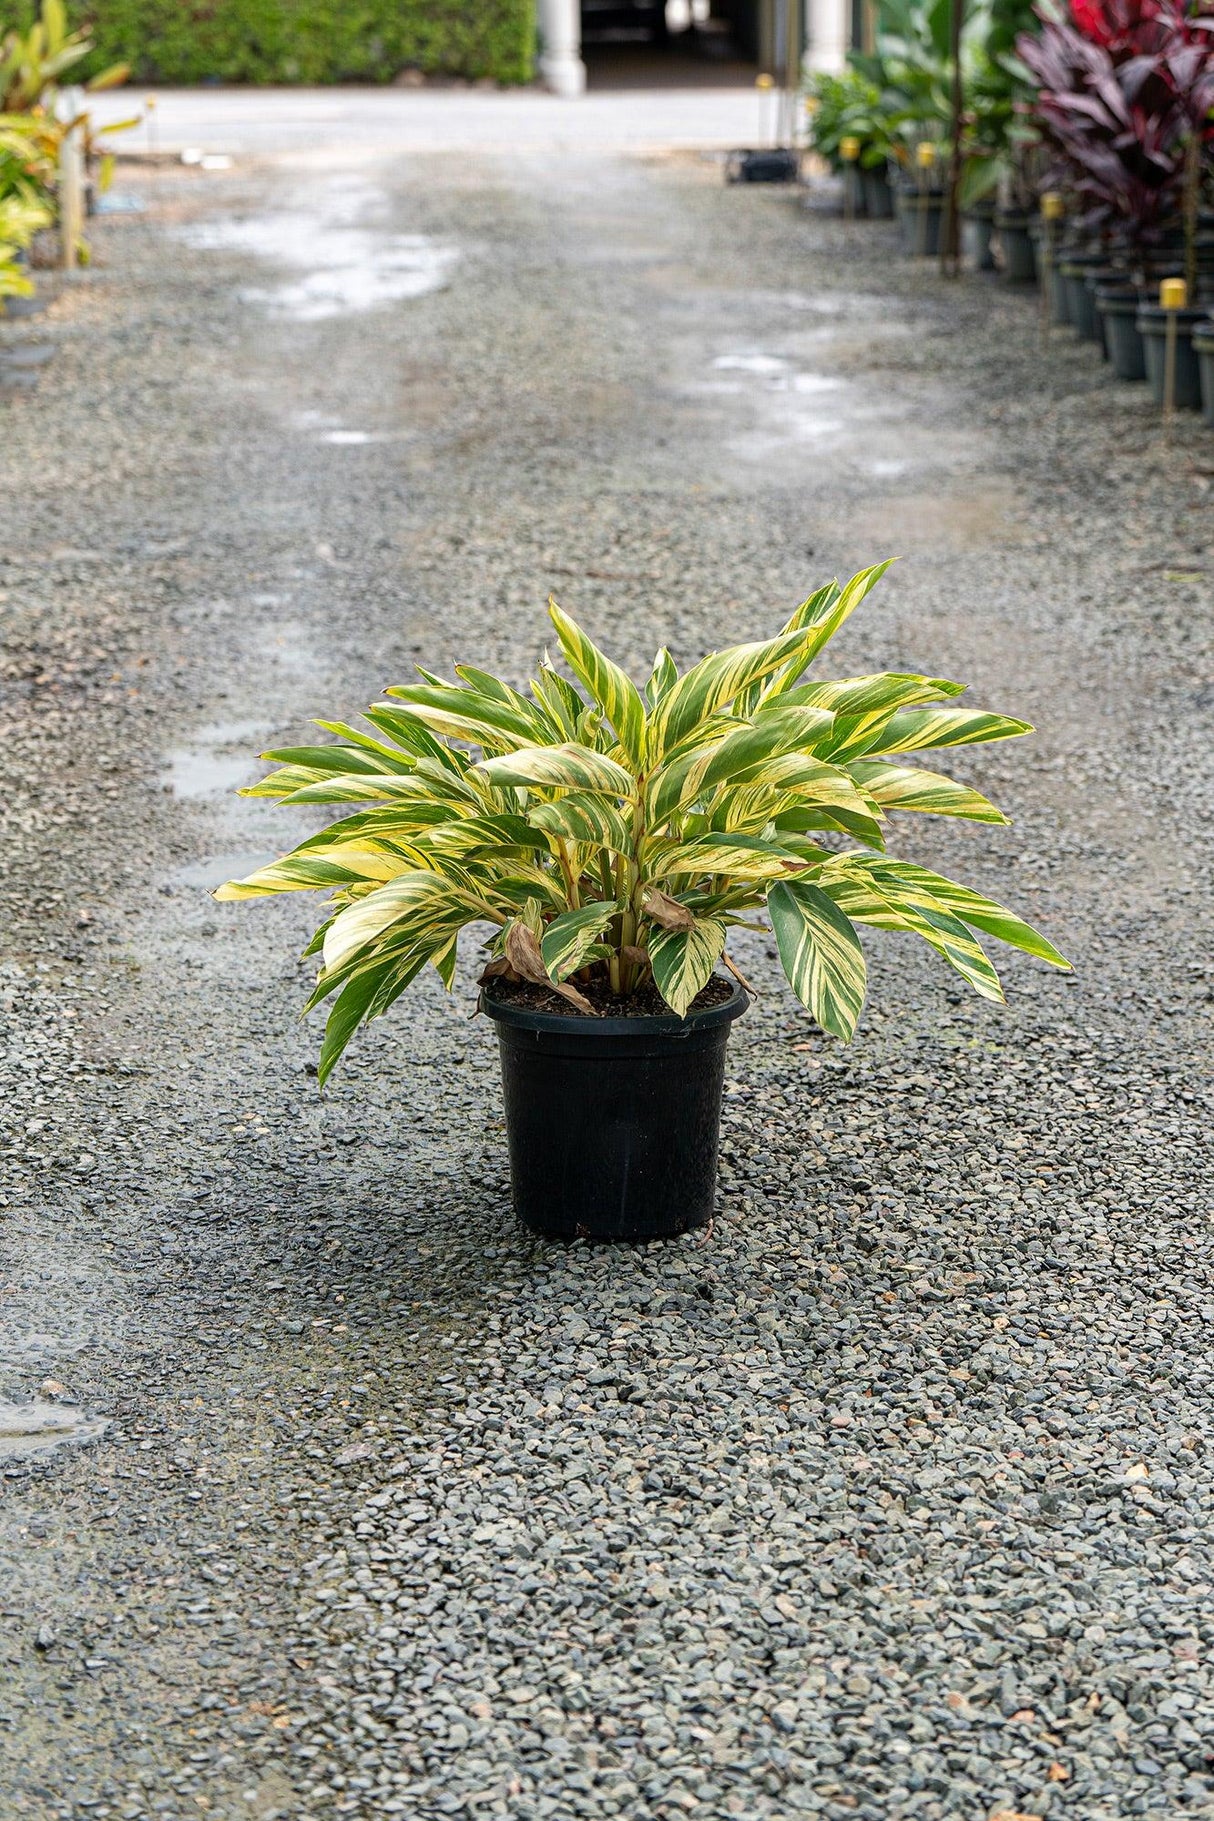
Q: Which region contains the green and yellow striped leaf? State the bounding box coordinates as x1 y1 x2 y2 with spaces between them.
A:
540 903 615 982
646 626 822 759
322 870 478 976
215 850 406 900
646 647 678 707
846 761 1008 824
549 599 648 766
527 792 632 852
841 706 1033 761
317 949 431 1087
864 859 1070 968
475 743 634 798
767 879 868 1039
647 832 808 884
649 915 728 1017
757 562 895 707
821 866 1004 1001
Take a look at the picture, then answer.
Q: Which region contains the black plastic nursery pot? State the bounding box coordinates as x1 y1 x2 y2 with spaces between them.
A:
1060 256 1107 342
483 980 749 1243
896 187 945 257
995 210 1037 284
1096 285 1146 381
1137 305 1206 410
861 168 894 220
1194 324 1214 427
962 202 996 271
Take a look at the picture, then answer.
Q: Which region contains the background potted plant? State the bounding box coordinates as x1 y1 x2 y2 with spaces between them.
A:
1018 0 1214 392
217 564 1069 1244
804 68 900 216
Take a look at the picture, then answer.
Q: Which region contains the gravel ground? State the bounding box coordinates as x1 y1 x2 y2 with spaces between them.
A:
1 142 1212 1821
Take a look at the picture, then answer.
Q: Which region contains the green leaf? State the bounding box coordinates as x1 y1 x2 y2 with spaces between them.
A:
646 647 678 707
647 626 823 758
257 744 392 775
764 562 895 697
475 743 634 797
648 832 809 883
649 915 728 1016
548 600 648 766
865 860 1071 968
767 879 868 1039
322 871 475 976
527 792 632 852
382 681 545 749
846 761 1008 824
843 706 1033 760
214 851 402 900
317 950 428 1088
540 904 614 981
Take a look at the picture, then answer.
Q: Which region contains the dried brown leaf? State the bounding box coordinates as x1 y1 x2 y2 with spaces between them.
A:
642 885 694 931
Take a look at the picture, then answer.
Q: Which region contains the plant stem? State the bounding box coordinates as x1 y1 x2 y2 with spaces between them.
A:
556 839 580 909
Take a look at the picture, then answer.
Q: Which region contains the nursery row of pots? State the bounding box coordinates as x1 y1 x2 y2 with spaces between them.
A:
839 176 1214 424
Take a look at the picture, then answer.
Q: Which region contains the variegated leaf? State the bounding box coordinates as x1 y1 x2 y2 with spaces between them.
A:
323 871 474 976
846 761 1008 824
646 626 822 759
649 915 727 1016
384 680 546 747
214 850 406 901
317 949 430 1087
527 792 632 852
540 903 614 981
839 706 1033 761
475 743 634 797
863 859 1070 968
549 599 647 765
767 879 867 1039
648 833 808 883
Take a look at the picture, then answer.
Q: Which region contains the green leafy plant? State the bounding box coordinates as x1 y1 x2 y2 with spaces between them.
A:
216 564 1069 1084
1 0 129 112
3 0 534 87
805 69 901 170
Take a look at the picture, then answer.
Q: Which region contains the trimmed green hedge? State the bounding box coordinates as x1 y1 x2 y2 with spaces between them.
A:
3 1 536 85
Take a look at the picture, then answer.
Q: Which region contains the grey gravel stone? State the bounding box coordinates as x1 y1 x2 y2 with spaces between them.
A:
1 139 1212 1821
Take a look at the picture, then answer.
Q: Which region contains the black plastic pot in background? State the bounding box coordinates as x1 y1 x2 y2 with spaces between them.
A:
1136 305 1206 410
1060 255 1108 342
843 165 865 217
861 168 894 219
995 210 1037 284
1096 285 1147 381
896 187 945 257
1194 323 1214 427
962 201 996 271
483 981 749 1243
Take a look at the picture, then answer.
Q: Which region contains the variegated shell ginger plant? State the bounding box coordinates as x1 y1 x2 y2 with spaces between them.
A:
215 562 1069 1083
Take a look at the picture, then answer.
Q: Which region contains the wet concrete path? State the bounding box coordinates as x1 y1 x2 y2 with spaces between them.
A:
2 144 1211 1820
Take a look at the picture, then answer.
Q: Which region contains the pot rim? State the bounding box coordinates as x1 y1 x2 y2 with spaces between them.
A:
481 975 750 1039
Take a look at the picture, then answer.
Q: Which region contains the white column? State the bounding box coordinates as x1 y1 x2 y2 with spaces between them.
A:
538 0 587 95
804 0 849 71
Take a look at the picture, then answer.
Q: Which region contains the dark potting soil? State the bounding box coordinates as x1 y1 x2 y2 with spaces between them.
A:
484 972 736 1020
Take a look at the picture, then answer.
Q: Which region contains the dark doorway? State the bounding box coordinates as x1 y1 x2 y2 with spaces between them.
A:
581 0 760 88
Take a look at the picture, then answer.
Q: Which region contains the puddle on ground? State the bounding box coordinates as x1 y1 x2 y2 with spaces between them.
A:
179 174 458 322
0 1400 109 1461
173 850 281 891
163 719 273 801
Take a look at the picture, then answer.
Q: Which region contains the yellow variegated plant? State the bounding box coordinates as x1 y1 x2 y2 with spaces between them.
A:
216 563 1069 1083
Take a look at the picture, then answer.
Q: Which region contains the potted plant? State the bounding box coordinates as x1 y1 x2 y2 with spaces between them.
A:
803 69 899 217
216 565 1069 1244
1018 0 1214 388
